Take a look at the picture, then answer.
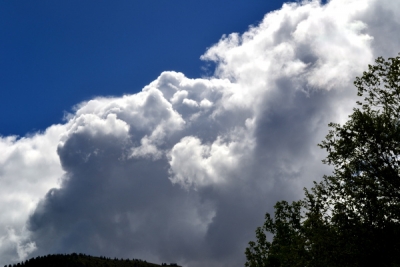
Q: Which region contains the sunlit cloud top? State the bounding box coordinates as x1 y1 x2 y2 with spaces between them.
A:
1 0 399 266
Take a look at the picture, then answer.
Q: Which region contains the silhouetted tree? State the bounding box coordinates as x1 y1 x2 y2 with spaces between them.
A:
245 54 400 266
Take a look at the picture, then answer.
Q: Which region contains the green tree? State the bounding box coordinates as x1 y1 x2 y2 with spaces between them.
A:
245 54 400 267
245 200 306 267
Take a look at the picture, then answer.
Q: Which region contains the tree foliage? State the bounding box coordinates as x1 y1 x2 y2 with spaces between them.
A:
245 55 400 267
7 253 163 267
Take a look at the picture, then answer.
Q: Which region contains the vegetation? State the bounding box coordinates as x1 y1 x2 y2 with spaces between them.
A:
245 55 400 267
4 253 177 267
6 55 400 267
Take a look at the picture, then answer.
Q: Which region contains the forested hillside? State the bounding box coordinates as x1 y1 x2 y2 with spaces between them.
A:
4 253 181 267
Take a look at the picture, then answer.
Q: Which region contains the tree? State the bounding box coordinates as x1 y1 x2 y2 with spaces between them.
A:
245 54 400 267
245 200 307 267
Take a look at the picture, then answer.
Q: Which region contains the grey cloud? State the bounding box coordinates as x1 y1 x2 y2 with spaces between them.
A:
1 0 400 266
356 0 400 59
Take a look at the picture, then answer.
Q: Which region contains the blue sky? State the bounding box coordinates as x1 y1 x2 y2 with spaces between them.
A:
1 0 289 136
1 0 397 266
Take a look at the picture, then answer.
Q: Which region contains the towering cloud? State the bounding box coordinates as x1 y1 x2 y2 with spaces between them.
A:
1 0 399 266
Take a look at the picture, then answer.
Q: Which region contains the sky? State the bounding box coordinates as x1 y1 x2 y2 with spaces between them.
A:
1 0 400 266
0 0 288 137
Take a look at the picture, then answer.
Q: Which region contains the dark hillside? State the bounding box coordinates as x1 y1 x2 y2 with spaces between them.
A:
4 253 181 267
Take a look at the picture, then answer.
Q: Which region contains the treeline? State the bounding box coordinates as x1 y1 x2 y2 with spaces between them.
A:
4 253 161 267
245 55 400 266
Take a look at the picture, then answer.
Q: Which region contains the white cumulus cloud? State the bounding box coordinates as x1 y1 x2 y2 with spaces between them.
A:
0 125 65 263
1 0 400 266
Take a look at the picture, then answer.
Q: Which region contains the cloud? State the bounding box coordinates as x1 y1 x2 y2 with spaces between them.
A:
1 0 400 266
0 126 65 263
